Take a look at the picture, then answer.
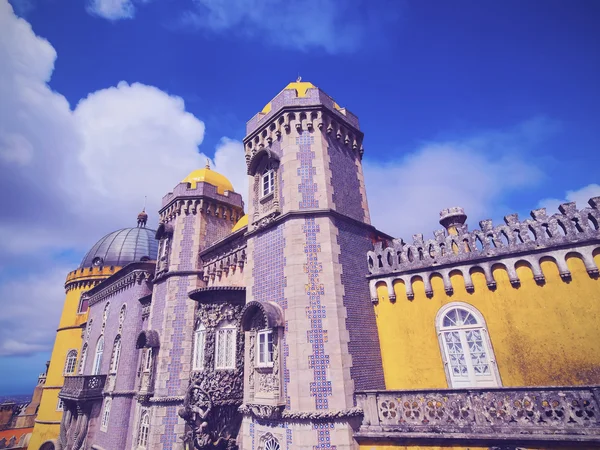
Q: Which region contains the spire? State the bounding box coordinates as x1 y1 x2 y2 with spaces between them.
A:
205 158 211 170
137 197 148 228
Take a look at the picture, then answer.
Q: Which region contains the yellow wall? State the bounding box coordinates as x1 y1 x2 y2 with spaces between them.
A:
375 253 600 390
29 267 117 450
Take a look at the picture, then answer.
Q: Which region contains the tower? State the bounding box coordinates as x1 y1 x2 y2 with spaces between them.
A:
239 81 385 449
143 165 244 450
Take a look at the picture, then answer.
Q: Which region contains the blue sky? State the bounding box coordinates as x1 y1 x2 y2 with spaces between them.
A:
0 0 599 395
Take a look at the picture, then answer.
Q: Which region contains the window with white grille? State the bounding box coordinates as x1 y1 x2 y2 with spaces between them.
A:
64 349 78 375
261 168 275 198
143 348 153 373
93 336 104 375
436 302 501 388
193 324 206 371
137 410 150 448
257 330 273 367
215 322 236 369
101 398 111 431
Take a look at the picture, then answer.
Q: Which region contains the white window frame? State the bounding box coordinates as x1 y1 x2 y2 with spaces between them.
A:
109 335 122 374
143 348 153 373
436 302 501 388
56 398 64 411
256 329 274 368
158 238 169 260
137 410 150 448
193 324 206 371
64 349 78 375
261 168 275 198
215 322 237 370
78 343 88 375
101 397 111 431
93 335 104 375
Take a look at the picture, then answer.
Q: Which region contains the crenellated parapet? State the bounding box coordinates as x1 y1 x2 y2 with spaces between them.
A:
199 231 247 286
244 108 364 174
367 198 600 301
369 197 600 276
246 84 359 136
159 181 244 225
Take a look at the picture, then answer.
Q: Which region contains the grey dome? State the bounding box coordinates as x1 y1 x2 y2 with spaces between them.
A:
79 227 158 268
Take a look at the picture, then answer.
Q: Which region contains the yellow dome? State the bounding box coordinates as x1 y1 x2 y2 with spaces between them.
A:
231 214 248 232
182 164 234 194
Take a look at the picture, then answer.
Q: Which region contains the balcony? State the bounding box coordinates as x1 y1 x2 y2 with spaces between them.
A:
59 375 106 402
355 386 600 445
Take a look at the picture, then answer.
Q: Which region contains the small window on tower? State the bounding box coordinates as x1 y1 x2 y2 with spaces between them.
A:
257 330 273 367
77 294 88 314
261 167 275 198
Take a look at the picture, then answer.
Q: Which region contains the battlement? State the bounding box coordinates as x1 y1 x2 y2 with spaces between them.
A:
159 181 244 225
246 85 359 137
65 265 119 286
368 197 600 276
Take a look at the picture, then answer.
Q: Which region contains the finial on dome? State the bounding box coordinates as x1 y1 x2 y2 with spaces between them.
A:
137 197 148 228
205 158 211 170
297 75 302 82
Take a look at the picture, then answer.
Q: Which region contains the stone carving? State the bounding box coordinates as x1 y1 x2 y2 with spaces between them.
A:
238 404 363 421
179 300 244 449
368 197 600 277
356 386 600 442
250 211 280 233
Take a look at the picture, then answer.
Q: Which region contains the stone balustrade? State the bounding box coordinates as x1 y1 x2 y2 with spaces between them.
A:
367 198 600 277
59 375 106 402
355 385 600 444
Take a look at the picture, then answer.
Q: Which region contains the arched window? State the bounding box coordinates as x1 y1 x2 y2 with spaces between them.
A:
93 336 104 375
261 166 275 198
215 321 236 369
109 335 122 374
193 323 206 371
436 302 501 388
101 398 111 431
137 410 150 448
78 344 88 375
64 349 78 375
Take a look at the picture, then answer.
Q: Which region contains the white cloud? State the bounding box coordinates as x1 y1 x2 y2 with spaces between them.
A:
0 266 69 357
538 184 600 213
364 129 546 241
0 0 248 356
87 0 135 20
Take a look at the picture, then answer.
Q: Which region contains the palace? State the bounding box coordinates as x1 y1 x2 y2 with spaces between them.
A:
29 81 600 450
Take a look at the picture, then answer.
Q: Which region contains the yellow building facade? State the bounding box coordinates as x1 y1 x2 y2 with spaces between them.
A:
358 202 600 449
28 266 117 450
